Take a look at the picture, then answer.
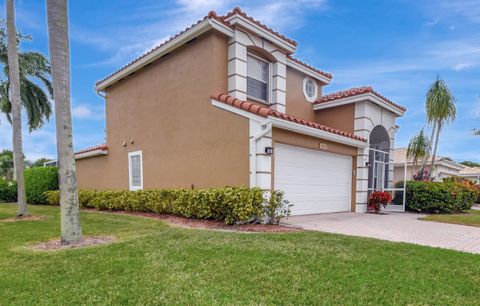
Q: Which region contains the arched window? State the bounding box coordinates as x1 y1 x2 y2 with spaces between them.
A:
368 125 390 191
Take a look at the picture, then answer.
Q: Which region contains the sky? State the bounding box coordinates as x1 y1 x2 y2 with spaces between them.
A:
0 0 479 162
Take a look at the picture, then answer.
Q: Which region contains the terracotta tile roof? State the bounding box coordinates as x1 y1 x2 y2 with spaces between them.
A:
221 7 297 46
212 92 366 142
96 11 228 86
315 86 406 112
75 144 108 155
96 8 331 88
287 55 332 80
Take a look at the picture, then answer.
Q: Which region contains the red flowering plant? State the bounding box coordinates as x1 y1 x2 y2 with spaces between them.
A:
368 191 392 213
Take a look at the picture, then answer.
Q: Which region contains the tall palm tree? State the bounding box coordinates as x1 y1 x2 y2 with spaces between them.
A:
0 19 53 132
426 78 456 179
5 0 27 216
418 77 456 180
46 0 82 244
407 129 430 179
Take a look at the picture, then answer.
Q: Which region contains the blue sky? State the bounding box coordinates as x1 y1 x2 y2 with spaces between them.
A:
0 0 479 162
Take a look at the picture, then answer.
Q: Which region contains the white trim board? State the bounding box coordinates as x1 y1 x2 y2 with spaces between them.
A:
75 149 108 160
211 98 367 148
314 93 405 116
286 58 331 85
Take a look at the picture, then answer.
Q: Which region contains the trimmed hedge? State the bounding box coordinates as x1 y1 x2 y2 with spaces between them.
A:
45 187 265 224
0 179 17 203
404 181 479 213
24 167 58 204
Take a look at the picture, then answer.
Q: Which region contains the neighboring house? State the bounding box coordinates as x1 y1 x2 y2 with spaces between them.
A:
458 166 480 184
75 8 406 215
393 148 464 182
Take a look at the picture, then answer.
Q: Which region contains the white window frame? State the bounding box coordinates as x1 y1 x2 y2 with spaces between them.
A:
246 53 272 104
303 76 318 103
128 150 143 191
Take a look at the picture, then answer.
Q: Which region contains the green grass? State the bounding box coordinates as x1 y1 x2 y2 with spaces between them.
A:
421 209 480 227
0 204 479 305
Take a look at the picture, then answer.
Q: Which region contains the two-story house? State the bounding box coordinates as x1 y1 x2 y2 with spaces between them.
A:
75 8 406 215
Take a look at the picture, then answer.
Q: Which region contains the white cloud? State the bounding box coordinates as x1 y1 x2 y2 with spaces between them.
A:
72 105 93 119
73 0 328 68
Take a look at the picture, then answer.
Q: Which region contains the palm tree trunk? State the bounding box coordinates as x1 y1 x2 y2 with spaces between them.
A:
46 0 82 244
428 122 442 180
418 122 436 180
6 0 28 217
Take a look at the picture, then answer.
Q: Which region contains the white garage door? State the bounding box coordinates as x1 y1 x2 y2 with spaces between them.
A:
274 143 352 215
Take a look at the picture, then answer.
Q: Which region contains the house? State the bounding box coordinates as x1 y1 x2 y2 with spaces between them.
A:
75 8 406 215
393 148 464 182
458 166 480 184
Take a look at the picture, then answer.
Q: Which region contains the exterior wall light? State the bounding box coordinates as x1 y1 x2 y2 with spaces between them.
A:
265 146 273 155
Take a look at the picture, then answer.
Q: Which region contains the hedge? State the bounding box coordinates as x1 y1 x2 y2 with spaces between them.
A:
0 179 17 203
24 167 58 204
45 187 265 224
404 181 479 213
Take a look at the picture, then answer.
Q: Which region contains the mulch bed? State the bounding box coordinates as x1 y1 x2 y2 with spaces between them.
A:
84 209 302 233
32 236 116 251
0 215 48 222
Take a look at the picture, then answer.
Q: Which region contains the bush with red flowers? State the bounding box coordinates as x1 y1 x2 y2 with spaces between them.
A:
368 191 392 213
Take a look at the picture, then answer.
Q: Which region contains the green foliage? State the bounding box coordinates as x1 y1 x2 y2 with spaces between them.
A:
0 149 13 180
0 178 16 202
44 187 265 225
404 181 478 213
263 190 292 225
0 19 52 131
24 166 58 204
460 161 480 168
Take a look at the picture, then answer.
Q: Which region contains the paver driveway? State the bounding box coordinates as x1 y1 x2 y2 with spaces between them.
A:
285 212 480 254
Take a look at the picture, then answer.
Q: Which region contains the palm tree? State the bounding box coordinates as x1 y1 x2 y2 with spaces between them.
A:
425 78 456 179
0 19 53 132
46 0 82 244
5 0 27 216
407 129 430 179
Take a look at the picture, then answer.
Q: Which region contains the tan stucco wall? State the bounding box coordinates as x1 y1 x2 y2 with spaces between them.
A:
285 67 355 133
77 32 250 190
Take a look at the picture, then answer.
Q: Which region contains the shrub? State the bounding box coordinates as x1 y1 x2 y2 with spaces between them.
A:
24 166 58 204
263 190 292 225
0 179 17 203
405 180 479 213
368 191 392 213
44 187 266 224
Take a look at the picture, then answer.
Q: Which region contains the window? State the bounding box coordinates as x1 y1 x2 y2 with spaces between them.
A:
247 55 270 102
128 151 143 190
303 77 318 102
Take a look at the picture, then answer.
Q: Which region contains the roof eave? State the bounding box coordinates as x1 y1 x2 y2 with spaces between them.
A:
95 18 234 91
224 14 296 54
75 149 108 160
286 57 331 84
313 93 405 117
211 98 367 148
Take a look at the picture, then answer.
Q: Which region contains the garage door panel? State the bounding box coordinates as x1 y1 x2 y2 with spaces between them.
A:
274 144 352 215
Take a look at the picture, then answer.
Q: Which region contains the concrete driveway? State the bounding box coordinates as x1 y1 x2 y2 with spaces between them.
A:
285 212 480 254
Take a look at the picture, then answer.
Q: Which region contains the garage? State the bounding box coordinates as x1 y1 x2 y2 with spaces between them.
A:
274 143 352 215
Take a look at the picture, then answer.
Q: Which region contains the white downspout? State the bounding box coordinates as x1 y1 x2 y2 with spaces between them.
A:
250 122 272 187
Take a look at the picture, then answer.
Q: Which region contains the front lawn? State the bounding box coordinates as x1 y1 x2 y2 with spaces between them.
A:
1 204 479 305
421 209 480 227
